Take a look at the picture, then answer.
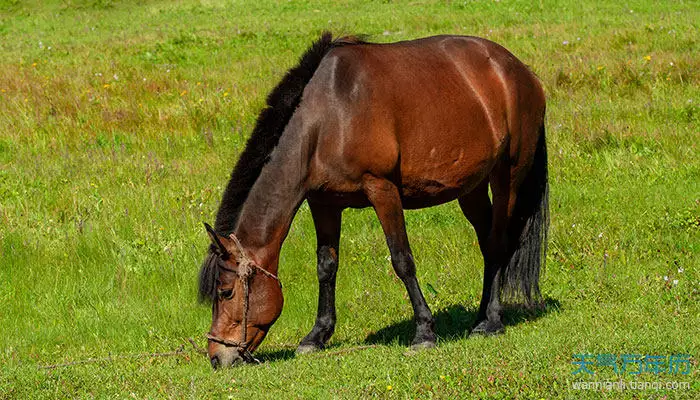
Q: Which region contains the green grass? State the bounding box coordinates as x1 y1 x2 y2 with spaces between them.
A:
1 0 698 398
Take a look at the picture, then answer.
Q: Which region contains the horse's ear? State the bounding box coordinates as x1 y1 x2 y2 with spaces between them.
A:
226 232 244 260
204 223 229 258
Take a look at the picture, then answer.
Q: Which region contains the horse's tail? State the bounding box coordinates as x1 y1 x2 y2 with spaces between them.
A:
501 122 549 306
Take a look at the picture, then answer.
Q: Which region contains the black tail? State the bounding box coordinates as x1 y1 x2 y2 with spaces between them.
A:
501 123 549 305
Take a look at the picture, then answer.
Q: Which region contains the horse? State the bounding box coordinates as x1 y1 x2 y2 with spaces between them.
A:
199 32 549 368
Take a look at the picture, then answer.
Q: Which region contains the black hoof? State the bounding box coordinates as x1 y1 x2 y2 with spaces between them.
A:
470 319 505 336
410 340 436 351
296 343 323 355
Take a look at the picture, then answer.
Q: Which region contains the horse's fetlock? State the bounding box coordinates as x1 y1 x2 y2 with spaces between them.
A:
317 315 335 329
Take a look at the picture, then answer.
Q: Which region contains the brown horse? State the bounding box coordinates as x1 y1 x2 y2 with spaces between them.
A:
199 32 548 368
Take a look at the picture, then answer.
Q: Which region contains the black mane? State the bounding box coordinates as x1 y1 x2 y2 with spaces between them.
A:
213 32 364 236
198 249 220 303
199 32 365 302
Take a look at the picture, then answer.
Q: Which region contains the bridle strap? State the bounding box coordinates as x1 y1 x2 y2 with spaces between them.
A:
217 260 280 283
206 333 244 347
241 268 250 344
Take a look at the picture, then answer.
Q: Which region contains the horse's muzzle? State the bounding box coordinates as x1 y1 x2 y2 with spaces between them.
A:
209 343 261 369
209 347 245 369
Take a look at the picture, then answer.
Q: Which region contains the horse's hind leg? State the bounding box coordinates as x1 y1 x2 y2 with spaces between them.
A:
297 202 343 354
466 164 513 335
363 176 436 349
459 181 505 335
458 180 492 261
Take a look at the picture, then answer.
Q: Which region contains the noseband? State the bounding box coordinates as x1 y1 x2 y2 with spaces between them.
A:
206 239 280 360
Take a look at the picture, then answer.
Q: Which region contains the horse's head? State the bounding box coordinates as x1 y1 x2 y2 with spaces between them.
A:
199 223 283 368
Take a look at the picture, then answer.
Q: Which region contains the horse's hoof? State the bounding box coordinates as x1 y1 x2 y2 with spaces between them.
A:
470 320 505 336
410 341 436 351
296 344 322 355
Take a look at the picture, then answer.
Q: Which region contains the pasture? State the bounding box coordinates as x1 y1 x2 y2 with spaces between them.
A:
0 0 698 398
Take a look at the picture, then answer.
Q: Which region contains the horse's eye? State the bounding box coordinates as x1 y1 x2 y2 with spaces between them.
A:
218 288 234 300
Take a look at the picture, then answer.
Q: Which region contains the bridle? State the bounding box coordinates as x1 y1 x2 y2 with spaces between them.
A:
206 235 280 362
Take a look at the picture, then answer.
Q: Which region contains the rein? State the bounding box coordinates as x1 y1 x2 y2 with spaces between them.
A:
206 237 280 357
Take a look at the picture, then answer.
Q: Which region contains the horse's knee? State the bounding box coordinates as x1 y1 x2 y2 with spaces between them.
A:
391 251 416 279
316 245 338 282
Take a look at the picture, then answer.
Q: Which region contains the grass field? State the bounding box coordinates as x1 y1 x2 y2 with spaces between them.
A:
1 0 698 398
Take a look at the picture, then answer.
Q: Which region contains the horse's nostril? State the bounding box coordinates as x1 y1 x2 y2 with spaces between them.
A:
210 356 220 369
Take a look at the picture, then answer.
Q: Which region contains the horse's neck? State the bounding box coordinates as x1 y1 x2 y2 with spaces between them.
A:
234 115 311 270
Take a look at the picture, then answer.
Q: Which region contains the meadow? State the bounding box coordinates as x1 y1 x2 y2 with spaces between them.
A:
0 0 698 398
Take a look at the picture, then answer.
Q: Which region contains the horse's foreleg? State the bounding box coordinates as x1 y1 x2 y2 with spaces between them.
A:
297 203 343 354
363 176 436 349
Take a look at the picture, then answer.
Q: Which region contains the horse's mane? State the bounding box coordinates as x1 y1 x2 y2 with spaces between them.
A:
199 32 365 302
213 32 366 236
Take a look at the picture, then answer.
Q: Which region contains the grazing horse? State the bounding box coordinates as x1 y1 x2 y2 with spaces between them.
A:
199 32 548 368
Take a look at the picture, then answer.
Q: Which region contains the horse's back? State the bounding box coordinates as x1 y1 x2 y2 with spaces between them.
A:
303 35 545 208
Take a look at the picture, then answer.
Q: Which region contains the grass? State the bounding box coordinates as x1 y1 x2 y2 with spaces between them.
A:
1 0 698 398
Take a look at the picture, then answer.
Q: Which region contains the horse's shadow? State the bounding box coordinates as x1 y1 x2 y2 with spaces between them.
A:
256 297 560 363
365 296 561 346
255 347 297 363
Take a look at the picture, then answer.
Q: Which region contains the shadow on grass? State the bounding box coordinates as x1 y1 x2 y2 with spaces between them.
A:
256 342 356 363
256 347 297 363
364 296 561 346
255 297 561 363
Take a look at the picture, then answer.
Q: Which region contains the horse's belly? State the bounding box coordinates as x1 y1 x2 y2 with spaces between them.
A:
398 154 492 208
307 157 489 210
